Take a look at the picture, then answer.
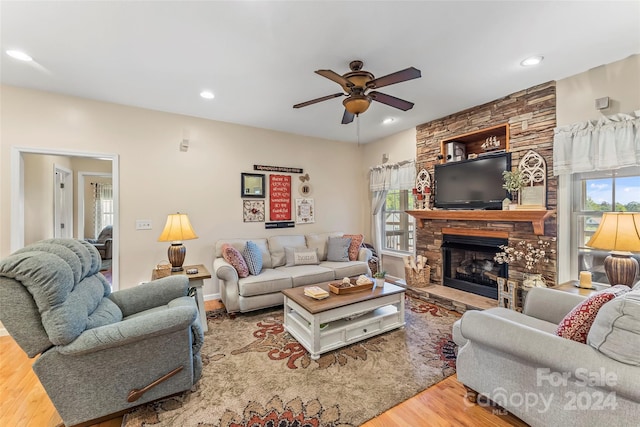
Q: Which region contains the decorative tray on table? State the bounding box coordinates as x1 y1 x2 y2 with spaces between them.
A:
328 277 374 294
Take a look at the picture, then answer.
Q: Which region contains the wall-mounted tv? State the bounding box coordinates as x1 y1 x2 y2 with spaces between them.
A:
434 152 511 210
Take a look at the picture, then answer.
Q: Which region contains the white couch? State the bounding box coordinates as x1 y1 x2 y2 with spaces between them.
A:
453 286 640 427
213 233 372 314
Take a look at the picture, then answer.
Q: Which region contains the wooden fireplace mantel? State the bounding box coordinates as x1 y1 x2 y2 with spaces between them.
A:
406 209 555 235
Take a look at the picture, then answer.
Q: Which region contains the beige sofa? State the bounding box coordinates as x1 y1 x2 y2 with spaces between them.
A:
213 233 372 314
453 286 640 427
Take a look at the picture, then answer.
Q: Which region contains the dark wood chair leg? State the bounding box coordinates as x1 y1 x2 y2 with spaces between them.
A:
464 385 478 403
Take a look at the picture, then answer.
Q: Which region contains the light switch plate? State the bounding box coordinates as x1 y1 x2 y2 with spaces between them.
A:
135 220 152 230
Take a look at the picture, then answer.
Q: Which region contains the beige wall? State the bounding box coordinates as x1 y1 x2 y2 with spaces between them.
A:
23 154 73 244
554 54 640 282
1 85 367 297
360 128 417 279
556 54 639 126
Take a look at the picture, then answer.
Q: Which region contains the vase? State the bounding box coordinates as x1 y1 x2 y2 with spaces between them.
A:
375 278 385 289
522 273 546 288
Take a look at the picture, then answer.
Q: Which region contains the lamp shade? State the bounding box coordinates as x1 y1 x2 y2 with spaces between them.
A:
158 213 198 242
586 212 640 252
586 212 640 287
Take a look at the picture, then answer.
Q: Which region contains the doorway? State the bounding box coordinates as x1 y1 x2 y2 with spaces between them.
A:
11 147 120 290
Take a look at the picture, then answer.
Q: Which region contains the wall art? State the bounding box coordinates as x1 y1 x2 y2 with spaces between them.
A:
295 198 315 224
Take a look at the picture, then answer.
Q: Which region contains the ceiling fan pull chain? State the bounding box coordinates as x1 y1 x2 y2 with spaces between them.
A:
357 115 361 146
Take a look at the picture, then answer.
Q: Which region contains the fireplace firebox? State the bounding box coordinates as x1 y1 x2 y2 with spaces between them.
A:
441 234 507 299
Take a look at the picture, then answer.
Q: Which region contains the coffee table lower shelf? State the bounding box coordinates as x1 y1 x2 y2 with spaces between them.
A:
283 291 405 360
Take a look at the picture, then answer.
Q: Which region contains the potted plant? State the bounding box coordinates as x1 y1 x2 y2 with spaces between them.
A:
502 169 524 206
373 270 387 288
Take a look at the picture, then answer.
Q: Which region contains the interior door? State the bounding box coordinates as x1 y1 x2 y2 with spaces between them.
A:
54 165 73 238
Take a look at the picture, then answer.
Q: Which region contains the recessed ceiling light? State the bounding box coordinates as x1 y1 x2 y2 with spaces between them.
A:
6 50 33 62
200 91 215 99
382 117 396 125
520 55 543 67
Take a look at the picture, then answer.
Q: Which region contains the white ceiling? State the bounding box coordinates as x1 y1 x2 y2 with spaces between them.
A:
1 1 639 144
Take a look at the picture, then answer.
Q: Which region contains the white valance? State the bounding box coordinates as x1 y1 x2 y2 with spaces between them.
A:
369 160 416 191
553 112 640 176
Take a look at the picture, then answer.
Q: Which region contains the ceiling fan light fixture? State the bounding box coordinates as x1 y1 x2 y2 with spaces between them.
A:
343 95 370 115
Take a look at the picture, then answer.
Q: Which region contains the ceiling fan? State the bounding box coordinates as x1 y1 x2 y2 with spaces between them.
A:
293 60 421 124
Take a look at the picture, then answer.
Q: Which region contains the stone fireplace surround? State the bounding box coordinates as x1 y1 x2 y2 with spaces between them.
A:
410 81 558 299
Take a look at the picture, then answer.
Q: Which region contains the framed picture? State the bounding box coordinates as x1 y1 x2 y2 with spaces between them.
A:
295 198 314 224
243 200 265 222
241 173 265 198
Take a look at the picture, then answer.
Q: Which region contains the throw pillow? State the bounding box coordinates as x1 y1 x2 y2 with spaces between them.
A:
555 285 629 343
587 288 640 366
243 240 263 275
326 236 352 262
285 247 319 266
221 243 249 278
343 233 364 261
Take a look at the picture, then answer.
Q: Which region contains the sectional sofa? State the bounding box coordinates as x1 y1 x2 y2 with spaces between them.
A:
213 232 372 314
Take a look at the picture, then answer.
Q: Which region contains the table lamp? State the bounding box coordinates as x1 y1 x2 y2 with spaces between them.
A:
586 212 640 287
158 212 198 272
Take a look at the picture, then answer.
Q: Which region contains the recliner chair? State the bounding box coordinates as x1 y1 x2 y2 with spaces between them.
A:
0 238 204 426
85 225 113 260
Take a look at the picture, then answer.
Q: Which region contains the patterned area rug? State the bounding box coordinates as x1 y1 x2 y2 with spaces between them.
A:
122 295 460 427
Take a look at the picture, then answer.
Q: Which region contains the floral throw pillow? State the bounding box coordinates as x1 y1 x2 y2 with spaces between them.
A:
343 233 364 261
555 285 629 343
222 243 249 278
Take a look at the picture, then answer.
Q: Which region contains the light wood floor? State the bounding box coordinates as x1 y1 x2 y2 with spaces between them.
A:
0 299 527 427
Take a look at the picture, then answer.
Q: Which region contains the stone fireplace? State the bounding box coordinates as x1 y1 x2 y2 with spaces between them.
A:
409 81 558 301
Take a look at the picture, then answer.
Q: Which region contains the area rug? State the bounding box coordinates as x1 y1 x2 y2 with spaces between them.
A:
122 295 460 427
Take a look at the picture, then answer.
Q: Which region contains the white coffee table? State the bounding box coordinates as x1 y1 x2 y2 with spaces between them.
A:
282 282 405 360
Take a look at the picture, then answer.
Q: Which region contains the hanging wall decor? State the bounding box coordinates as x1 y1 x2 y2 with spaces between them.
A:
269 174 292 221
295 198 315 224
517 150 547 209
243 200 265 222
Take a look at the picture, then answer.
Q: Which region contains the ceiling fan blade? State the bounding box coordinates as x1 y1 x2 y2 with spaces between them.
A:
342 109 355 124
293 93 344 109
316 69 354 88
367 67 421 89
369 91 415 111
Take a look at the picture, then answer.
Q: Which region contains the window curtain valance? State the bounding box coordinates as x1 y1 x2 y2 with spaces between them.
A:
369 160 415 267
553 112 640 176
369 160 416 191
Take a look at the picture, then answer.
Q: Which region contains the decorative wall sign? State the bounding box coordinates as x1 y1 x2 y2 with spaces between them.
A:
269 174 292 221
295 198 315 224
265 221 295 229
254 165 303 174
243 200 265 222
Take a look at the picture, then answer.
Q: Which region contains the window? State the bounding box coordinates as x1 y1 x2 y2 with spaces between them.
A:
382 189 415 253
93 182 114 237
572 167 640 284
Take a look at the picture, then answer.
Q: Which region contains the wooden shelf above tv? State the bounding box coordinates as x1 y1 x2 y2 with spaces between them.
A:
440 123 509 163
406 209 554 235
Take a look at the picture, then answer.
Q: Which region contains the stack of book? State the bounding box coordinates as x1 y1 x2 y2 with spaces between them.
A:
304 286 329 300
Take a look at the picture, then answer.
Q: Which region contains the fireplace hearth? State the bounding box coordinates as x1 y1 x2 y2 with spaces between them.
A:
441 234 507 299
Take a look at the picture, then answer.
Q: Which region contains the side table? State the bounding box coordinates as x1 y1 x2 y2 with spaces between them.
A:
152 264 211 332
520 280 610 308
553 280 610 296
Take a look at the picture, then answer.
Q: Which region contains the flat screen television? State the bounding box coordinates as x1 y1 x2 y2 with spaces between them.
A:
434 152 511 210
